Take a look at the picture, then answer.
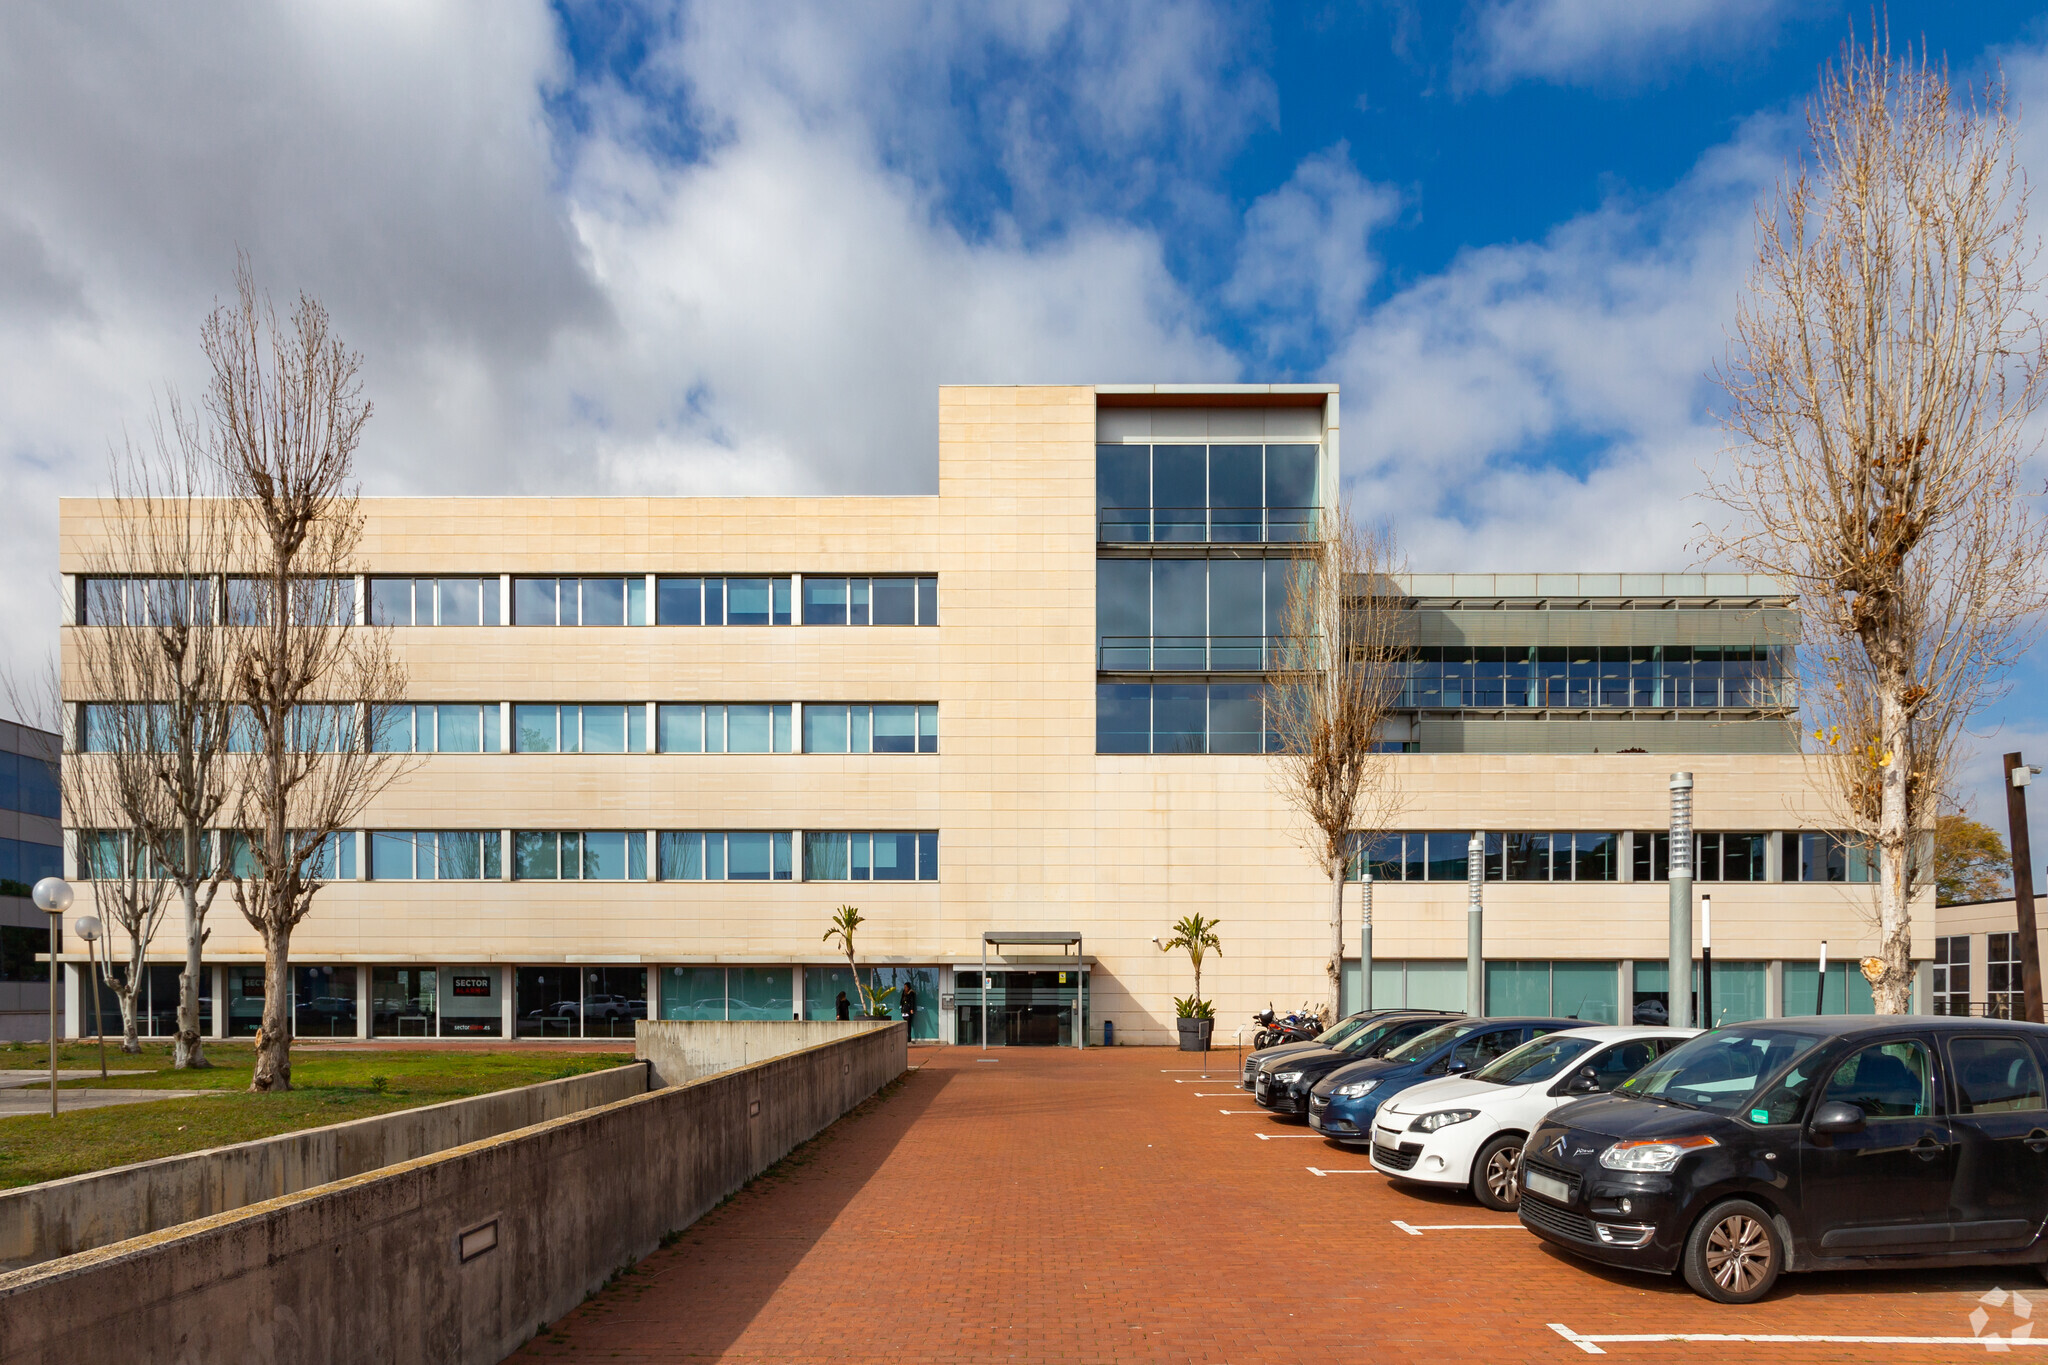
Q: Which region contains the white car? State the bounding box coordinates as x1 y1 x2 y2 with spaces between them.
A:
1367 1025 1700 1210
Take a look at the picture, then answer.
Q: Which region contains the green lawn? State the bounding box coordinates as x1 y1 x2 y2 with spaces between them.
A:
0 1040 632 1189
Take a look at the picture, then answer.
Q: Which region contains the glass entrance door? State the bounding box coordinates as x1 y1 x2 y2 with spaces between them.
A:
955 970 1087 1046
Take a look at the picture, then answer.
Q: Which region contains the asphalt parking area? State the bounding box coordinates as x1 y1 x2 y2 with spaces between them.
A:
508 1046 2046 1362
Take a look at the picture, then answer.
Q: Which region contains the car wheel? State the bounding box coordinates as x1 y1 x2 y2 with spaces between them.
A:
1471 1135 1523 1211
1682 1199 1782 1304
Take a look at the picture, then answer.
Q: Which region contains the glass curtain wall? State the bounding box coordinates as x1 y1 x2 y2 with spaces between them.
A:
294 965 359 1037
226 965 267 1037
1096 443 1319 542
440 966 503 1037
1096 558 1295 672
953 969 1089 1046
1483 961 1620 1023
371 967 439 1037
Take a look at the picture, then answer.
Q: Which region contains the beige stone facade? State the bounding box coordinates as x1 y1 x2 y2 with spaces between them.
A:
54 384 1928 1043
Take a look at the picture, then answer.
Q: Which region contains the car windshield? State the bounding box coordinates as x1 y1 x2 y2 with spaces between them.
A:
1315 1015 1370 1049
1336 1016 1424 1055
1614 1028 1822 1116
1383 1020 1482 1065
1473 1034 1599 1085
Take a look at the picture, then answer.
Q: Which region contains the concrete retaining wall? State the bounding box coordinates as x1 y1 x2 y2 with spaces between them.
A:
0 1062 649 1271
636 1018 894 1086
0 1023 907 1365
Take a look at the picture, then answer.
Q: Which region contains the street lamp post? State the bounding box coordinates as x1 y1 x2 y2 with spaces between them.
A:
74 916 107 1079
1668 774 1694 1029
31 877 73 1120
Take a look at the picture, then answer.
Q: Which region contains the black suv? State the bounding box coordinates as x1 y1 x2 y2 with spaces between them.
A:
1520 1016 2048 1302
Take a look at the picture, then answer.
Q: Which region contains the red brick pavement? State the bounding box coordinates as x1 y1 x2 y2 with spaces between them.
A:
505 1045 2041 1363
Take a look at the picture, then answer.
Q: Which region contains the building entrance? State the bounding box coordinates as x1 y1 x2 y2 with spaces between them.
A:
955 970 1090 1046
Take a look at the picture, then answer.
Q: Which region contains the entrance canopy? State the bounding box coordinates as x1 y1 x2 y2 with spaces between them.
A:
981 931 1085 1050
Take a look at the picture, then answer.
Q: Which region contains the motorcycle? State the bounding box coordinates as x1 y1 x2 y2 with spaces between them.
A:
1251 1003 1322 1049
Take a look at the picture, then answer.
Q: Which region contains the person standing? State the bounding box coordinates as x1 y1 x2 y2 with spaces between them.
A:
901 985 918 1041
835 990 850 1021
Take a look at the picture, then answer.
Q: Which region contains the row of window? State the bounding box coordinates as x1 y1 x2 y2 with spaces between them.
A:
82 831 356 882
84 829 941 884
1933 933 2032 1018
0 750 60 820
79 576 356 627
1096 558 1301 672
1097 683 1274 755
1347 830 1879 884
1394 645 1793 710
81 574 941 629
1096 443 1320 544
81 701 941 757
1 835 62 897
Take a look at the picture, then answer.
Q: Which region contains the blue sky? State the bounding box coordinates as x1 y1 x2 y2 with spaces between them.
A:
2 0 2047 832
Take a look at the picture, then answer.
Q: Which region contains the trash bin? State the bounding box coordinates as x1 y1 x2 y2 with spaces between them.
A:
1103 1019 1114 1046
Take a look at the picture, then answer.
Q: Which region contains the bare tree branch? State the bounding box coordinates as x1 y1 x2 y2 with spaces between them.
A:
1705 31 2048 1011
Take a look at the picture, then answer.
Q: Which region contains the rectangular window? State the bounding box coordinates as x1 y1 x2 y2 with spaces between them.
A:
1989 932 2023 1019
371 703 500 754
513 704 648 754
800 704 937 754
800 831 938 881
367 577 500 626
1933 935 1972 1016
224 577 356 627
655 577 795 626
80 575 218 627
512 831 645 881
1784 831 1878 883
655 704 793 754
1098 443 1326 543
510 578 648 626
800 576 937 626
1094 682 1277 754
656 831 791 881
368 831 499 880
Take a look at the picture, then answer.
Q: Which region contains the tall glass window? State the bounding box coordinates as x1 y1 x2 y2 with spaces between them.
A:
511 577 648 626
1096 444 1320 543
1095 683 1278 755
1933 935 1971 1016
1989 933 2023 1019
1095 558 1296 673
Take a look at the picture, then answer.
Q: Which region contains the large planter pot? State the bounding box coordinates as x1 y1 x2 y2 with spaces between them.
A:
1176 1017 1214 1052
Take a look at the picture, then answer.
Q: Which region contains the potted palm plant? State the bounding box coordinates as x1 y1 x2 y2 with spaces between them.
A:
1160 914 1221 1052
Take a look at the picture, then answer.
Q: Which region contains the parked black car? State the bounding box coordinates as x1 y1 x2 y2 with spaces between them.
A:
1520 1015 2048 1303
1240 1008 1451 1091
1252 1012 1461 1116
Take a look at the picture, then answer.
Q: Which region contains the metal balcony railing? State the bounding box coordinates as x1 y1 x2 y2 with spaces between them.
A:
1097 635 1281 672
1098 506 1321 544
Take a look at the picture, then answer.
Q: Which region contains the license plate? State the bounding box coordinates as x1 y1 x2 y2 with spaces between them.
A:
1309 1112 1322 1129
1524 1169 1573 1204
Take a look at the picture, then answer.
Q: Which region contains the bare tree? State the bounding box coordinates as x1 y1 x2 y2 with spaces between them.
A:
1707 33 2048 1012
70 429 243 1066
206 263 410 1091
1266 509 1408 1017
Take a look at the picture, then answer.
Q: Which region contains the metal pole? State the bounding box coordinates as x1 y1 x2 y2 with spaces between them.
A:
1077 937 1084 1051
1360 871 1373 1015
1466 832 1484 1016
47 911 59 1120
1700 894 1713 1030
1816 939 1828 1016
1668 773 1694 1029
90 933 106 1079
2003 754 2044 1024
980 938 987 1050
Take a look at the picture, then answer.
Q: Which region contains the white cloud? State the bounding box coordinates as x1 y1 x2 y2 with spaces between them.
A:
1221 144 1400 358
1461 0 1797 92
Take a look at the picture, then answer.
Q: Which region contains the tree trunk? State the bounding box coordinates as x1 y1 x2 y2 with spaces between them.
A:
250 923 294 1091
1327 854 1346 1018
173 883 210 1068
114 977 141 1054
1875 686 1915 1013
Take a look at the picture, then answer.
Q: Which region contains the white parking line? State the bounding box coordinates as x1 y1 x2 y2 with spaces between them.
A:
1170 1078 1237 1083
1190 1092 1241 1097
1306 1166 1376 1176
1390 1220 1522 1236
1546 1323 2046 1355
1254 1132 1319 1140
1217 1109 1272 1115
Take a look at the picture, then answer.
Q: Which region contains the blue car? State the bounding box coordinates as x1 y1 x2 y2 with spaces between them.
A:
1308 1016 1583 1145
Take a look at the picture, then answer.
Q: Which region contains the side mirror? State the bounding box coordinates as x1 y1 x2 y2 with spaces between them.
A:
1444 1057 1470 1075
1811 1100 1866 1135
1566 1067 1602 1095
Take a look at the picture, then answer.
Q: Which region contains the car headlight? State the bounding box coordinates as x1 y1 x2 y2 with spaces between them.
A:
1598 1135 1719 1172
1272 1071 1304 1084
1410 1108 1479 1133
1332 1078 1380 1098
